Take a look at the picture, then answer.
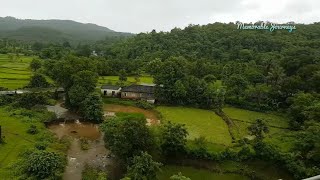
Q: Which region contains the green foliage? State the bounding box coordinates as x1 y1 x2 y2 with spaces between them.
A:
30 58 42 71
15 92 49 109
26 73 50 88
248 119 269 140
82 165 107 180
294 124 320 165
126 152 162 180
15 150 66 180
101 115 154 162
288 92 320 129
81 93 104 123
135 100 154 109
160 122 188 157
119 69 128 81
0 95 14 106
26 125 38 135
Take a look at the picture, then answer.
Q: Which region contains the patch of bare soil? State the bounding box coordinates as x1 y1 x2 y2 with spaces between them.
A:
104 104 160 125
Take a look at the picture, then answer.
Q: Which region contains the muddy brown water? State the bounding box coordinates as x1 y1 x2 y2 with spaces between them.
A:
48 121 120 180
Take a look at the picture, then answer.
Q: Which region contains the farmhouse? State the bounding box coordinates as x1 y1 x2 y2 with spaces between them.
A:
121 85 155 104
101 85 121 97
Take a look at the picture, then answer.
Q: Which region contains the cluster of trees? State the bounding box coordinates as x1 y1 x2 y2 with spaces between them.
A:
43 55 103 122
147 57 225 109
101 113 190 179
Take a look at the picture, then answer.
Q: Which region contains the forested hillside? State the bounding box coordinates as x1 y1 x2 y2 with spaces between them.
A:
0 16 132 43
101 23 320 121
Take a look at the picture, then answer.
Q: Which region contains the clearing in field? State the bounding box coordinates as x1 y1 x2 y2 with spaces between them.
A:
0 54 34 90
156 106 232 146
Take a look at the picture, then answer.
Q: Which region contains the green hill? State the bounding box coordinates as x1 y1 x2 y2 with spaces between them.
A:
0 16 132 43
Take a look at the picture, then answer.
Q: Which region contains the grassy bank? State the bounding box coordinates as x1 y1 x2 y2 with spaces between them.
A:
0 106 68 178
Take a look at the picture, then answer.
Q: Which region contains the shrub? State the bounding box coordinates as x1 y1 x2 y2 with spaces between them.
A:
15 150 66 179
82 165 107 180
27 125 38 135
135 101 154 109
0 95 14 106
80 138 90 150
15 92 49 109
35 142 48 150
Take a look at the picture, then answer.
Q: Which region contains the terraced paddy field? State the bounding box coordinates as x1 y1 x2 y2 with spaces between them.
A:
0 54 34 90
223 107 297 151
156 106 232 146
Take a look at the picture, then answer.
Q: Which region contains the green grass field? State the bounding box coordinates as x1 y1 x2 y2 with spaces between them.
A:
223 107 296 151
0 54 35 90
157 165 249 180
0 108 45 178
223 107 289 128
98 75 154 86
156 106 232 146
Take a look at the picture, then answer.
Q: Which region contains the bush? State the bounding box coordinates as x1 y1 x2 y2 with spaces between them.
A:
135 100 154 109
35 142 48 150
0 95 14 106
15 150 66 179
80 138 90 150
27 125 38 135
26 73 50 88
15 92 49 109
82 165 107 180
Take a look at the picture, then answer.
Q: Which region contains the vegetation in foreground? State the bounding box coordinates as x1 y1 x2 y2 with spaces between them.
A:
0 95 69 179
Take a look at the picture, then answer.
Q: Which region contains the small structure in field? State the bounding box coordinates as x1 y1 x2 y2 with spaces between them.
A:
101 85 121 97
120 84 155 104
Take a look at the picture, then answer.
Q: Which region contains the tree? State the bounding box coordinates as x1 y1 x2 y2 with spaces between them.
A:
62 41 71 48
15 150 66 179
203 74 217 83
30 58 42 71
27 73 50 88
126 152 162 180
172 80 187 104
160 122 188 157
170 172 191 180
81 93 104 123
119 69 128 81
67 70 98 109
248 119 269 140
101 115 154 161
72 70 98 92
294 124 320 164
288 92 315 129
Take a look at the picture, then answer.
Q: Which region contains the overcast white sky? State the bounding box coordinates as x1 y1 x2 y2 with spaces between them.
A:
0 0 319 33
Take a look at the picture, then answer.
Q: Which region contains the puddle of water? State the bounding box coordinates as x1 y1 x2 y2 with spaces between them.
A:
48 121 117 180
104 104 160 125
49 122 101 140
